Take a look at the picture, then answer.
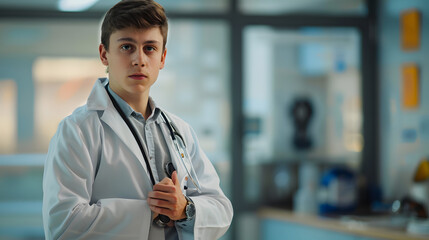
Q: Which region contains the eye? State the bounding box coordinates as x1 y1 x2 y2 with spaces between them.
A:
120 44 133 51
144 46 156 52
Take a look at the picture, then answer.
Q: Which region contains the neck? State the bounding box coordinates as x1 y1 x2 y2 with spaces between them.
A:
127 94 152 119
109 84 152 119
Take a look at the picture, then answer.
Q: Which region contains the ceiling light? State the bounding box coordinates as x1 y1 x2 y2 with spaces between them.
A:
58 0 99 12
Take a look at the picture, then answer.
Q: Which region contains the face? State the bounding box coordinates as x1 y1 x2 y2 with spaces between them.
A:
99 27 166 98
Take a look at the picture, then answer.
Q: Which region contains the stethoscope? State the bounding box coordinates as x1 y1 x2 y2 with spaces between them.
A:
105 84 201 226
159 111 202 193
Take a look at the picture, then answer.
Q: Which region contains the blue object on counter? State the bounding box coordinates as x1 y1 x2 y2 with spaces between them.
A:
319 167 357 215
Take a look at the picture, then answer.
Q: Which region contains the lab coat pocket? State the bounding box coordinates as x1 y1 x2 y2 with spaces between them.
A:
182 175 200 196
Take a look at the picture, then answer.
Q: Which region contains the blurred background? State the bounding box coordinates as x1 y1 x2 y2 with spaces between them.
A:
1 0 429 239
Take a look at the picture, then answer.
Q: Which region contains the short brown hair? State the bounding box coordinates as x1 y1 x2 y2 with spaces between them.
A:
101 0 168 51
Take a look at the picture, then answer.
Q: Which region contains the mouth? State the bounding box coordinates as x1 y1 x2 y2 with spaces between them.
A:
128 73 147 80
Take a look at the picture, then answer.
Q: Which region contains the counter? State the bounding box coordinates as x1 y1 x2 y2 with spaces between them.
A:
259 208 428 240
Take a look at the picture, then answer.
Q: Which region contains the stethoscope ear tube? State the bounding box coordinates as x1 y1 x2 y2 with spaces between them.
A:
172 139 202 193
161 112 176 141
161 112 202 193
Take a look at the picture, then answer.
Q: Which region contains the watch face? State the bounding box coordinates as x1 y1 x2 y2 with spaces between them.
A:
186 202 196 219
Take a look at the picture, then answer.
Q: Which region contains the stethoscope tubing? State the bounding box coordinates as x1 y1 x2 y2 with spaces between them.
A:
160 112 202 193
105 84 201 192
105 84 205 226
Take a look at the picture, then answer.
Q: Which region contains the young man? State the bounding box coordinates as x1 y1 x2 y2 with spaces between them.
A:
42 0 233 239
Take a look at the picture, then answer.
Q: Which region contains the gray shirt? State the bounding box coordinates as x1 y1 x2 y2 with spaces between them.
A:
107 86 194 239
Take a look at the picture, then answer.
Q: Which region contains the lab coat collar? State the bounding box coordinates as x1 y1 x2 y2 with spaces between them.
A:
106 84 134 118
87 78 110 111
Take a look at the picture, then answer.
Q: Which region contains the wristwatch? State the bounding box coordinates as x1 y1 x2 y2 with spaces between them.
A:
177 195 195 222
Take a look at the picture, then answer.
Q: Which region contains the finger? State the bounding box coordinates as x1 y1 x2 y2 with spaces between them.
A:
148 197 174 209
148 191 178 203
153 184 176 193
151 211 159 221
151 205 173 216
150 205 169 215
149 199 185 220
158 177 173 185
171 171 179 187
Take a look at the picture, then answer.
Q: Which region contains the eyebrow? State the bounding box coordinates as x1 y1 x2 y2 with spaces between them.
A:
117 37 161 45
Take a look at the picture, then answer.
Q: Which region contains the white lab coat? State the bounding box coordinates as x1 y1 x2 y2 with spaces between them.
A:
42 78 233 240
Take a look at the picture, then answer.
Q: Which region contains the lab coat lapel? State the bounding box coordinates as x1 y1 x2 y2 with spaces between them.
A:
100 108 153 191
89 78 153 192
100 108 139 162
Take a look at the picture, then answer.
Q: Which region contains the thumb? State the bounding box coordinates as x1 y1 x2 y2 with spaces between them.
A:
172 171 180 186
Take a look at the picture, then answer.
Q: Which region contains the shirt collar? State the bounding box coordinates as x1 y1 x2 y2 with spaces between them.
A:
147 96 161 121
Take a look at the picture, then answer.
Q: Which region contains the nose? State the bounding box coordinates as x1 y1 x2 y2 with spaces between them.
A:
132 49 146 67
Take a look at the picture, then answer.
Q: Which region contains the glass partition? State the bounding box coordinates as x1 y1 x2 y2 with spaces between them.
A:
243 26 362 206
240 0 367 15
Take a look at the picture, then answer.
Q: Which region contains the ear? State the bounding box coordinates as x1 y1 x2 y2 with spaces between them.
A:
99 44 109 66
159 48 167 70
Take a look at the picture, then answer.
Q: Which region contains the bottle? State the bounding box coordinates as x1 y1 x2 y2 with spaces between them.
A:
294 162 319 215
318 167 356 215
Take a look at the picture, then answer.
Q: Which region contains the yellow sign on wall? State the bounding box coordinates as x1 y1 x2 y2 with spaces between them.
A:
402 64 419 109
401 9 420 51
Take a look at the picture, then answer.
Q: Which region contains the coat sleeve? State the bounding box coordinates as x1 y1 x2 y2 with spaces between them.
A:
42 118 152 240
179 125 233 240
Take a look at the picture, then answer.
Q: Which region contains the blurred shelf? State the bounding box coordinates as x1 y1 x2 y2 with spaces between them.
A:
259 207 429 240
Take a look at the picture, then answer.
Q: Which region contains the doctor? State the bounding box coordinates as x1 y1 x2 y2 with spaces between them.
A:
42 0 233 239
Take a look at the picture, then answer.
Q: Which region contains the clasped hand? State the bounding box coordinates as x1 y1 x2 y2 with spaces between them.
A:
148 171 187 225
